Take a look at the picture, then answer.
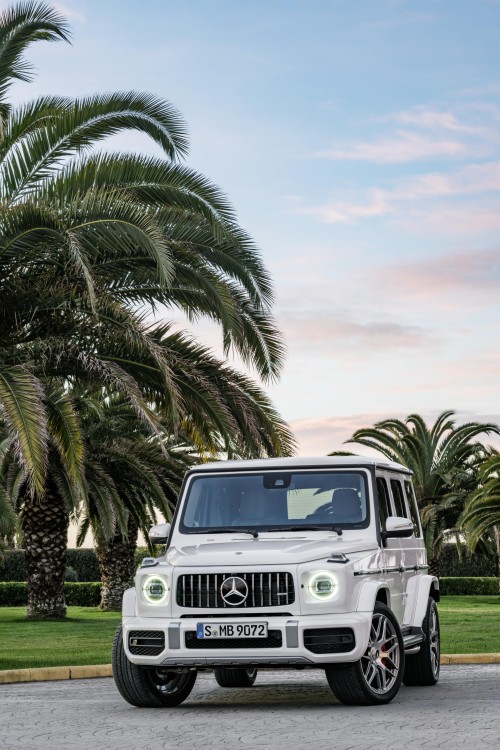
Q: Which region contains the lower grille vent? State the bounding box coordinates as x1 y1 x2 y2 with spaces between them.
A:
185 630 282 649
128 630 165 656
303 628 355 654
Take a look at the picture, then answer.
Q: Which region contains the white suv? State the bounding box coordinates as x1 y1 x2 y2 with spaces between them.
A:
112 457 440 707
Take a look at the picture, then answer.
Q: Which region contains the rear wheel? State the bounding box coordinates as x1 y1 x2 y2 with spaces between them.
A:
214 667 257 688
112 626 197 707
403 597 440 686
325 603 404 705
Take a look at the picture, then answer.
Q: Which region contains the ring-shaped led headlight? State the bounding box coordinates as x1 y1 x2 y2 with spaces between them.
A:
142 574 169 605
308 571 337 600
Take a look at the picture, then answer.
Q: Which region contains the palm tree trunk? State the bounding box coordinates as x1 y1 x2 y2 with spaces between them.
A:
428 557 440 578
22 485 68 620
494 526 500 577
96 516 139 611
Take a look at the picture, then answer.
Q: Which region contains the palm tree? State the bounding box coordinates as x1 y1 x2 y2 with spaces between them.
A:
342 411 499 576
0 2 293 618
460 452 500 576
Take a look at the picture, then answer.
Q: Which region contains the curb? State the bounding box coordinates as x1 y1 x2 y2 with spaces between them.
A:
1 655 499 685
0 664 112 684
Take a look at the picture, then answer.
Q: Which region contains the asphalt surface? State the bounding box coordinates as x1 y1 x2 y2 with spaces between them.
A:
1 664 499 750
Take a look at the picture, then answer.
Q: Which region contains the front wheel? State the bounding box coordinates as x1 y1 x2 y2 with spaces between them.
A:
403 597 440 686
112 626 197 707
325 603 404 705
214 667 257 688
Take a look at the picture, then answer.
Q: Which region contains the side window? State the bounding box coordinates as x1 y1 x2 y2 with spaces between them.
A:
404 480 422 536
390 478 408 519
376 477 391 530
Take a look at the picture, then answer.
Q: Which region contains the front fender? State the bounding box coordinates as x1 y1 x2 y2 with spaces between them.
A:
356 580 391 613
122 587 136 617
403 575 439 627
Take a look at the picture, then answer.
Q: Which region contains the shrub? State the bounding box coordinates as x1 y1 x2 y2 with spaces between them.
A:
439 545 496 577
0 582 27 605
0 550 26 581
0 549 100 582
0 582 101 607
440 577 499 595
65 566 79 582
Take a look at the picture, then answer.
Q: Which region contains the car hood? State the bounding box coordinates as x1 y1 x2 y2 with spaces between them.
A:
164 535 377 567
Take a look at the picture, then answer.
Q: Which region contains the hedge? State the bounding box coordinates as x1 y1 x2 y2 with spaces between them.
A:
439 545 496 577
0 547 162 582
0 582 101 607
439 577 499 596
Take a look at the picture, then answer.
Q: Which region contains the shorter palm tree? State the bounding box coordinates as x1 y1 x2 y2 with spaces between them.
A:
460 452 500 576
341 411 499 576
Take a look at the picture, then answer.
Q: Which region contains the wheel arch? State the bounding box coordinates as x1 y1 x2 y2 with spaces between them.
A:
403 575 439 628
356 580 392 613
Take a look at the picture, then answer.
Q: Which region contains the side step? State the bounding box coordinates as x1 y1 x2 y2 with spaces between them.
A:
402 626 425 652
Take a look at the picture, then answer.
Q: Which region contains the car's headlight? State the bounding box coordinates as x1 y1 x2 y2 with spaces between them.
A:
307 571 338 601
142 574 170 605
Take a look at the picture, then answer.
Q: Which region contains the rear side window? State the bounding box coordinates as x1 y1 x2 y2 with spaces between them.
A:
376 477 391 530
404 480 422 536
390 479 408 519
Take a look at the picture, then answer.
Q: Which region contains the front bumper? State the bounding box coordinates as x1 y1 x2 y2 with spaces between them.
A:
122 613 372 668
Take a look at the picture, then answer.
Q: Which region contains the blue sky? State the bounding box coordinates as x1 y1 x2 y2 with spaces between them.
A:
9 0 500 453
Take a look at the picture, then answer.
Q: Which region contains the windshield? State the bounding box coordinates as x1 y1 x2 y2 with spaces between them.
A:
179 470 370 533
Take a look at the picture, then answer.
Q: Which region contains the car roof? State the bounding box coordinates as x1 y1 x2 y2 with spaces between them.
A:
188 455 412 475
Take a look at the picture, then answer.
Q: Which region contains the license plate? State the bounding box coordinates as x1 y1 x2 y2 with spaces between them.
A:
196 622 268 639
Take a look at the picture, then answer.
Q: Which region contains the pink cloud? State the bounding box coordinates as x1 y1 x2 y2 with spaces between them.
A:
315 131 469 164
383 248 500 299
279 310 435 352
291 411 500 456
382 106 481 134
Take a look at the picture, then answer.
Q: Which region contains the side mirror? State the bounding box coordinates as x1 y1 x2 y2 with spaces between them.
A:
382 516 414 540
149 522 171 544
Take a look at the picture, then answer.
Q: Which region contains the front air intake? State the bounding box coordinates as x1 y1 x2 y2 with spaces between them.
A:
177 572 295 608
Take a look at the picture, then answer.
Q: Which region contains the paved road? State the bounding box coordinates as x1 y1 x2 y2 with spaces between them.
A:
1 665 499 750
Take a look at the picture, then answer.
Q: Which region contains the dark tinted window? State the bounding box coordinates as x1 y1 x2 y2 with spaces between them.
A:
376 477 391 530
390 479 408 519
404 480 421 536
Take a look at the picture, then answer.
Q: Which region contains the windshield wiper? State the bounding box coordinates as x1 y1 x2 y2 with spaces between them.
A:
266 525 343 536
196 527 259 538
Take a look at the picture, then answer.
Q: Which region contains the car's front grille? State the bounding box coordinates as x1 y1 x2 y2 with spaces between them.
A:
176 572 295 608
185 630 282 649
303 628 355 654
128 630 165 656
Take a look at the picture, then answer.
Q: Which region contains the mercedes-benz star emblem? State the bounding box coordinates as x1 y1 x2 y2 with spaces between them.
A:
221 576 248 606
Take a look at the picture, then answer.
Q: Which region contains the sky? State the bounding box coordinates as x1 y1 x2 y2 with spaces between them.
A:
8 0 500 455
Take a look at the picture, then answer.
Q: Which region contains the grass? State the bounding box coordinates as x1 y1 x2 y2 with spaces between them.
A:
0 607 120 670
438 595 500 654
0 596 498 671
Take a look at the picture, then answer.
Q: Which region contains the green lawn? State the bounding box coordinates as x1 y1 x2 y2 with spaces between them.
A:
438 596 500 654
0 607 120 670
0 597 498 671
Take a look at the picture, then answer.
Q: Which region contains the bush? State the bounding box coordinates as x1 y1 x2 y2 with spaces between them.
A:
65 550 100 582
0 549 100 582
65 566 79 582
0 582 101 607
0 582 28 605
0 550 26 581
439 545 496 577
440 577 499 595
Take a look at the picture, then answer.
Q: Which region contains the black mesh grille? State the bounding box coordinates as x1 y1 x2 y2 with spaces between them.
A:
303 628 355 654
128 630 165 656
177 572 294 608
185 630 282 649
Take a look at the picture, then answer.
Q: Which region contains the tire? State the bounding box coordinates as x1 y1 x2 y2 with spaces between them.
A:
214 667 258 688
325 603 405 706
112 626 197 707
403 597 440 686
